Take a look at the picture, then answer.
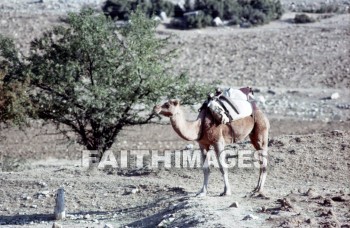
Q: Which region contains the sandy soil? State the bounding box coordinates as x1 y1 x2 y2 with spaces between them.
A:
0 0 350 227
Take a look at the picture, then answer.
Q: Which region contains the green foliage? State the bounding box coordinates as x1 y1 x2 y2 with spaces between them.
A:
183 11 213 29
0 35 31 126
171 0 283 29
294 14 316 23
103 0 174 20
299 2 346 14
152 0 174 16
27 8 213 156
239 0 283 25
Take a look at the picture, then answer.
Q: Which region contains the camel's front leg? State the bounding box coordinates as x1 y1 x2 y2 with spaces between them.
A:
215 141 231 196
196 146 209 197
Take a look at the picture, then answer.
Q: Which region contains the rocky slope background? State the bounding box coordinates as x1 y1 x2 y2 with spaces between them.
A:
0 0 350 227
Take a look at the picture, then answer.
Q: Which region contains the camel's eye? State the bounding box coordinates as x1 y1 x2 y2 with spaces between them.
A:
164 103 170 108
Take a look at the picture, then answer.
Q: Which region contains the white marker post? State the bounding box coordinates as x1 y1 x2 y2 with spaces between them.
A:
54 188 65 220
0 153 3 172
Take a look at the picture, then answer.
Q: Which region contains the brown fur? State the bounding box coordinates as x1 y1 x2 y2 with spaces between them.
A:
154 99 270 196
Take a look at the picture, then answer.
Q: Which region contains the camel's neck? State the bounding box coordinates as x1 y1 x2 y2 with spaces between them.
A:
170 108 202 141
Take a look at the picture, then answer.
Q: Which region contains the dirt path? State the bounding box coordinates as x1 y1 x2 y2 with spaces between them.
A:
1 131 349 227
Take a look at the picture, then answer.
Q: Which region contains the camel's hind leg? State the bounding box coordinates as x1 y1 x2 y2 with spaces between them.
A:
249 111 269 194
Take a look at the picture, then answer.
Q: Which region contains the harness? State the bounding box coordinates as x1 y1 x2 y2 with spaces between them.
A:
197 87 257 143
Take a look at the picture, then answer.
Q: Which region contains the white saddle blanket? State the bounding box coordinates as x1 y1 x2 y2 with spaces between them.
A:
207 88 253 124
220 99 253 121
224 87 255 101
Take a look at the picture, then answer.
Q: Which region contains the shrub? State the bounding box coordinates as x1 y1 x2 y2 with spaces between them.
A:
238 0 283 24
298 2 347 14
152 0 174 17
294 14 316 23
316 3 340 13
103 0 174 20
171 0 283 29
184 11 213 29
0 155 27 172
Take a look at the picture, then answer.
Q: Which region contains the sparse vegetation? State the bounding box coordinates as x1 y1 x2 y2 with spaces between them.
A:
171 0 284 29
294 13 316 23
102 0 283 29
183 11 213 29
297 2 348 14
0 155 27 172
102 0 174 20
173 0 283 28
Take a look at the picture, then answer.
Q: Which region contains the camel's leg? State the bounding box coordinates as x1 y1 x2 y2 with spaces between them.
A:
250 113 269 194
214 141 231 196
253 150 267 192
250 129 268 194
196 145 209 197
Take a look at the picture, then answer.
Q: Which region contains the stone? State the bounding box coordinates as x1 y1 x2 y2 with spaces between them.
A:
153 16 161 22
40 190 50 196
104 224 114 228
305 218 315 224
131 188 139 194
38 182 47 187
243 214 258 220
159 12 167 21
240 22 252 28
306 188 318 197
84 214 90 219
158 214 175 227
267 89 276 95
330 92 339 100
66 214 76 219
52 222 62 228
229 202 239 208
212 17 223 26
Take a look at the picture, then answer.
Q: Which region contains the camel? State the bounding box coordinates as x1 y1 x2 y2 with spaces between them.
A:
153 97 270 197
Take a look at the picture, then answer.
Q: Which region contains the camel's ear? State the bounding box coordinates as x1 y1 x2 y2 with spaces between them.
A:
249 87 254 95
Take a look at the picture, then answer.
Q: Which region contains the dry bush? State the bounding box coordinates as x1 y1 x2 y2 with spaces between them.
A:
294 14 316 23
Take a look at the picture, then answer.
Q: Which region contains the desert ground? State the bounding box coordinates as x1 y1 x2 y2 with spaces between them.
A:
0 0 350 227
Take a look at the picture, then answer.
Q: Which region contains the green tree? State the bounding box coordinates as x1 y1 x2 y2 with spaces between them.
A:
26 8 213 158
0 35 31 126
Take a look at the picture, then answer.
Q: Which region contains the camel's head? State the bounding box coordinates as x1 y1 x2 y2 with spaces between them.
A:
153 99 180 117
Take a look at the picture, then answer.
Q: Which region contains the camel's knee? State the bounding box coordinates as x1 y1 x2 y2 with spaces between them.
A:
250 137 266 151
250 131 268 151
